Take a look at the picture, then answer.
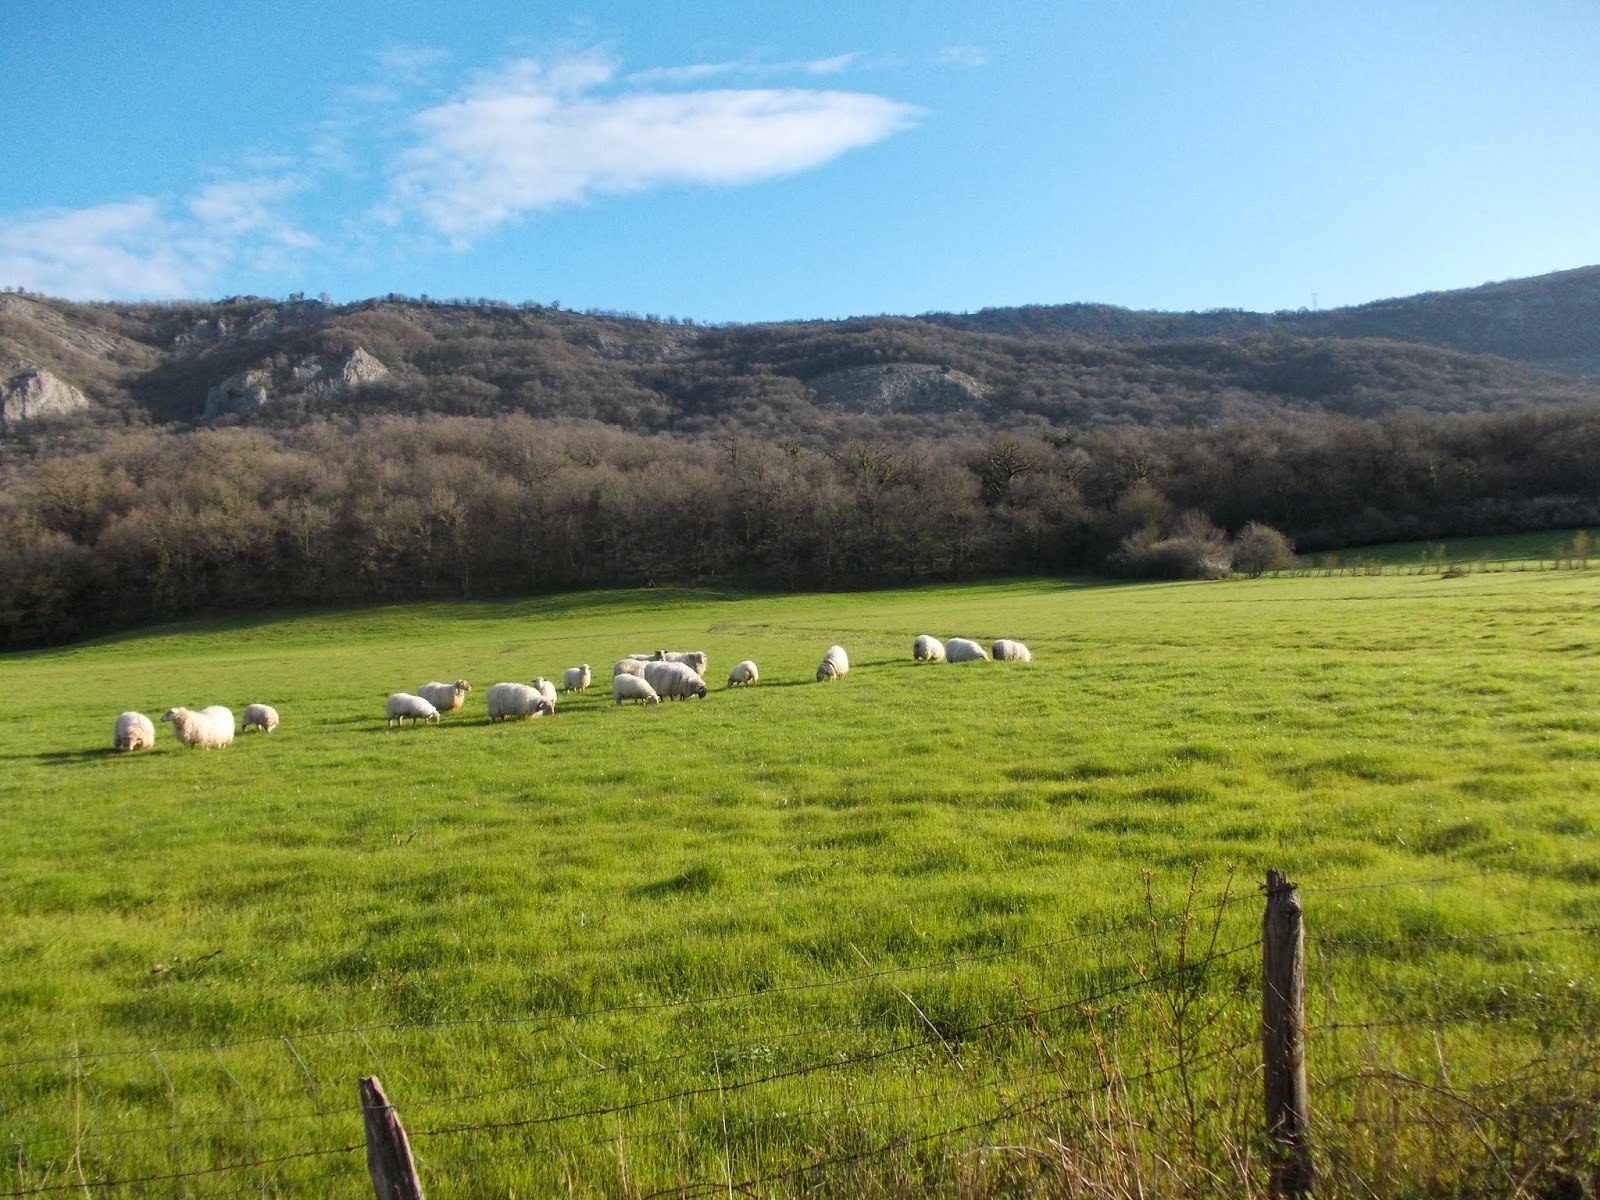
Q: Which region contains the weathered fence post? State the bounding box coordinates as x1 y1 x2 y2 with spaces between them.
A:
360 1075 425 1200
1262 869 1313 1197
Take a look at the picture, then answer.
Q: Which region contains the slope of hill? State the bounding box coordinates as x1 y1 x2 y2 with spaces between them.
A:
3 273 1600 446
919 265 1600 379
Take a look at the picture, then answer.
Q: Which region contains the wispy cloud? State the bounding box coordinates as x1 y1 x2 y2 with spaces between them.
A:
0 48 921 298
938 45 989 68
385 55 921 241
628 52 864 86
0 179 316 300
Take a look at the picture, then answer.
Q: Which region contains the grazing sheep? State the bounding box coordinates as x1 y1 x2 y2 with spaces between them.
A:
643 660 708 701
726 660 759 688
532 678 559 707
484 682 554 722
563 665 592 693
113 711 156 752
613 673 661 705
417 680 471 713
160 706 235 749
946 638 989 663
241 703 280 733
614 658 647 678
662 650 708 675
992 639 1033 663
913 635 946 663
816 645 849 682
386 693 440 728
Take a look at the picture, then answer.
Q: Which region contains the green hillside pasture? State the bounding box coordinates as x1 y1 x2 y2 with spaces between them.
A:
1313 526 1595 570
1 572 1597 1196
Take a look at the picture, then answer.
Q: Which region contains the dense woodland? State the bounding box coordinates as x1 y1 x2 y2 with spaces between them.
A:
3 404 1597 648
2 280 1599 647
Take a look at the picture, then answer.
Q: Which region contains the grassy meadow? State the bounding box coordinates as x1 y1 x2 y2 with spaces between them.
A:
1 565 1598 1196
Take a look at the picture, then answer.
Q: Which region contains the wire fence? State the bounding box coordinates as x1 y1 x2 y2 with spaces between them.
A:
3 863 1596 1198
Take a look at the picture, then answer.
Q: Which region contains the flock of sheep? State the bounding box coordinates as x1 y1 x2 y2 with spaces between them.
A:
110 635 1030 751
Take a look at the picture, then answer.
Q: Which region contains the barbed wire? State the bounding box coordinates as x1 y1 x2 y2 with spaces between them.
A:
0 1141 364 1198
404 941 1261 1144
636 1036 1261 1199
1315 922 1599 950
1301 864 1558 895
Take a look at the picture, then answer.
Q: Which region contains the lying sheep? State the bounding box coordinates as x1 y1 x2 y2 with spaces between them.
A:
485 682 554 721
613 673 661 705
913 634 946 663
626 652 665 662
417 680 471 713
563 665 592 692
816 645 849 682
241 703 280 733
946 637 989 663
113 711 156 752
992 639 1033 662
532 678 559 707
643 660 708 701
726 660 759 687
161 706 235 749
614 658 647 678
386 693 440 728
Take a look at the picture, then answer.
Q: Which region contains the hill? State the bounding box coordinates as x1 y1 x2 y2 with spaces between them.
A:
4 269 1600 447
919 265 1600 379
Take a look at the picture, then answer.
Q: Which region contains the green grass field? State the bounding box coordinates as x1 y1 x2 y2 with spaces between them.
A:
2 568 1597 1196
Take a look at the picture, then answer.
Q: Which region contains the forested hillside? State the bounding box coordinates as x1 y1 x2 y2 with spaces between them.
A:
1 271 1598 647
922 265 1600 378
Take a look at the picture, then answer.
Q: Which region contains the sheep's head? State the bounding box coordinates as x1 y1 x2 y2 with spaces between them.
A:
644 694 660 705
426 711 441 725
536 698 555 716
454 680 472 692
160 708 185 724
693 683 707 699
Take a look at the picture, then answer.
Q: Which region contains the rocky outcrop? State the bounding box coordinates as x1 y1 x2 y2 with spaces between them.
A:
0 368 91 425
203 347 391 420
805 363 992 416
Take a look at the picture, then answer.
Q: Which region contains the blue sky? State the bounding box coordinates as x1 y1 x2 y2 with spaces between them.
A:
2 1 1597 321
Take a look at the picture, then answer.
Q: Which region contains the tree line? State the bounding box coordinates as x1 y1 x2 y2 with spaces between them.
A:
2 402 1597 648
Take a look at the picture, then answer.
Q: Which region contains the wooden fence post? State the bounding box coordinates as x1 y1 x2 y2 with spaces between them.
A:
1262 869 1312 1197
360 1075 425 1200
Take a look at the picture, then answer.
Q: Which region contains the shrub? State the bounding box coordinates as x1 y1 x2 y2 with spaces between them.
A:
1230 521 1295 577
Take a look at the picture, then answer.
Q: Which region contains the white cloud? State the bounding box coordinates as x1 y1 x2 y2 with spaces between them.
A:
938 45 989 68
387 57 921 241
0 179 316 300
627 52 863 86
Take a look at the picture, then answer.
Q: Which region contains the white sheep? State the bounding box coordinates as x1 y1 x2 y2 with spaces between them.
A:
626 652 664 662
945 638 989 663
726 660 759 687
662 650 708 675
614 658 648 678
992 639 1033 662
485 682 554 721
417 680 471 713
563 665 592 692
160 706 235 749
913 635 946 663
241 703 280 733
532 677 559 707
816 645 849 682
113 711 155 752
613 674 661 705
386 693 440 727
643 660 708 700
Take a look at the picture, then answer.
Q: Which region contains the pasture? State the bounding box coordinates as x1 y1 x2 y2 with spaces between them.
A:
1 568 1597 1196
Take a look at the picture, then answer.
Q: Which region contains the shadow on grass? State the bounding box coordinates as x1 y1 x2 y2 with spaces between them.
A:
633 862 724 899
